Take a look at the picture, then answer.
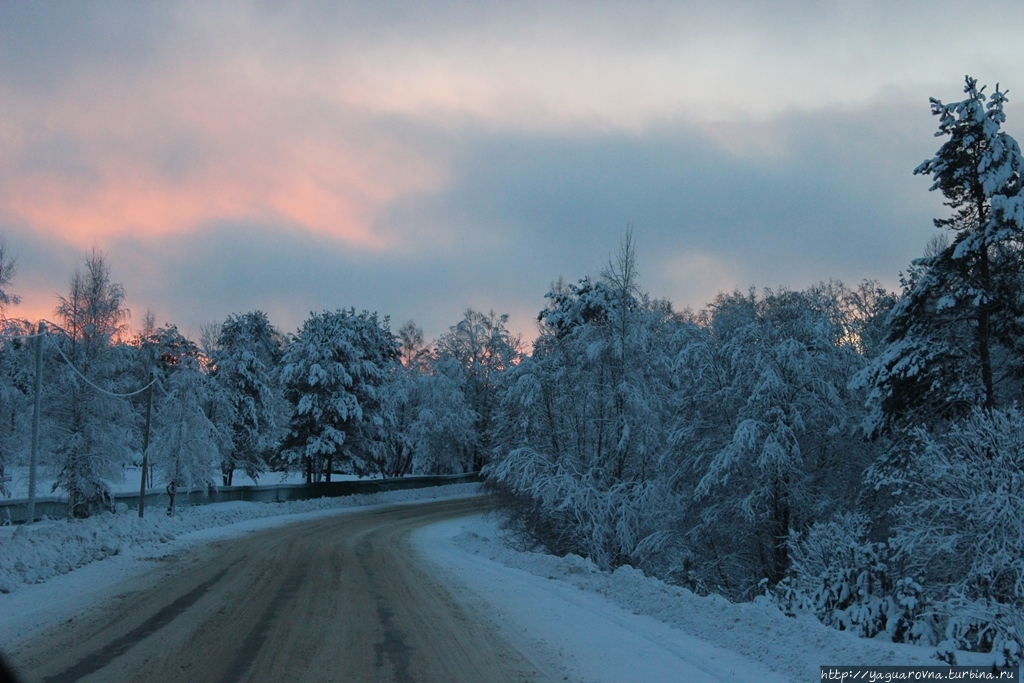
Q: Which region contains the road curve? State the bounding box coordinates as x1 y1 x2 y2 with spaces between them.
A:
6 497 553 683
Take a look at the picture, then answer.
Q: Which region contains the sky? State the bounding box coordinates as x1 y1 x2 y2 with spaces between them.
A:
2 1 1023 345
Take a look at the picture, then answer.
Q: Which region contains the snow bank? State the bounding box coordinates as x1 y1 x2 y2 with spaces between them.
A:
428 515 995 682
0 483 480 595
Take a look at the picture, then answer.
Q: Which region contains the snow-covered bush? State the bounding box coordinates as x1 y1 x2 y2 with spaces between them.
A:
878 407 1024 662
938 596 1023 666
487 446 681 573
771 512 935 644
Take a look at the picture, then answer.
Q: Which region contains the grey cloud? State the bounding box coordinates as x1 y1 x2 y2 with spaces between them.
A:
0 3 176 94
105 221 522 342
379 97 944 313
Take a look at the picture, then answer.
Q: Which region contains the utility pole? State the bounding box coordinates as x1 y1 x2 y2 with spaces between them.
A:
138 367 154 518
27 321 45 525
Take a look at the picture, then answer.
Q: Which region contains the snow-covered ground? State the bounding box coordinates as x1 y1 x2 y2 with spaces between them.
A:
414 515 998 682
0 489 995 682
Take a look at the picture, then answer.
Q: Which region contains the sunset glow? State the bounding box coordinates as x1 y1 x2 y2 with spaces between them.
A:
2 2 1023 340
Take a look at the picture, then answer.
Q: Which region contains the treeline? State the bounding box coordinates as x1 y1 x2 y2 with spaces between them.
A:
485 77 1024 665
0 247 522 516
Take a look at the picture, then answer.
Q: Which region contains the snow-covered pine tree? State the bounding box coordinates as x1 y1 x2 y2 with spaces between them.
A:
855 76 1024 435
211 311 283 485
280 309 398 481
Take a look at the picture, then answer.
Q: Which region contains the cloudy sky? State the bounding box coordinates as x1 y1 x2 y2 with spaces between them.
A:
2 2 1022 343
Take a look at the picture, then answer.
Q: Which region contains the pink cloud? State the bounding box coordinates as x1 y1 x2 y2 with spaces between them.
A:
0 67 449 253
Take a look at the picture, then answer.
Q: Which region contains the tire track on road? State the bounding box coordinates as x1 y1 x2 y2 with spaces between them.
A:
40 563 237 683
9 497 556 683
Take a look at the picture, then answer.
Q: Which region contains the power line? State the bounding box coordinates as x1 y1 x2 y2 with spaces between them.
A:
0 328 46 340
46 332 157 399
0 331 45 340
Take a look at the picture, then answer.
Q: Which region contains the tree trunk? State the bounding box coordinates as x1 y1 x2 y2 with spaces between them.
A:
975 189 995 411
978 241 995 411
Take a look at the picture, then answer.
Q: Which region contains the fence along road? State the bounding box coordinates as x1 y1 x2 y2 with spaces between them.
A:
5 496 558 683
0 472 480 524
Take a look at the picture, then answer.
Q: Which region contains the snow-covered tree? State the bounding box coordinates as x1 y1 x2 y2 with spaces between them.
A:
687 286 870 586
374 363 418 478
0 322 34 499
856 77 1024 435
55 248 130 369
378 352 478 476
0 237 20 319
50 250 135 517
876 407 1024 661
408 355 479 474
280 309 398 481
372 322 478 477
210 311 284 485
489 237 687 572
0 241 27 497
436 308 522 471
397 320 431 371
146 325 222 515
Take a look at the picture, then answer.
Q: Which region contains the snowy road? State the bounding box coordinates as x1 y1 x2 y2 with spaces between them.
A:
0 490 970 682
5 497 555 683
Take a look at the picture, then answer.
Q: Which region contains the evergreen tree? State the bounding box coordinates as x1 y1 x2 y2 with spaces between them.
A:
211 311 283 485
856 76 1024 435
280 309 397 481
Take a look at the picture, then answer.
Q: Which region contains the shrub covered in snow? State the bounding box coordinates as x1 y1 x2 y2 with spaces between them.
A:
877 407 1024 663
768 513 936 645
